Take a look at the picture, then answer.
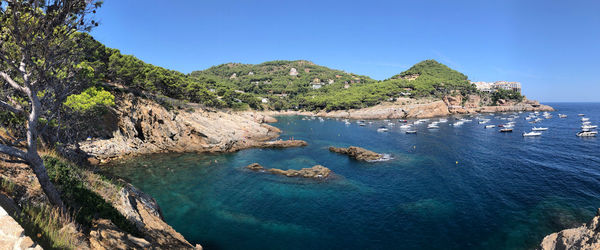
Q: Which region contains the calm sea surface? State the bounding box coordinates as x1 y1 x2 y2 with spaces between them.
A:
104 103 600 250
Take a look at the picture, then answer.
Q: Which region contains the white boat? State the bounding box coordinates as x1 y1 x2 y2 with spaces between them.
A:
400 124 412 129
478 119 490 124
452 121 464 126
344 121 351 125
577 131 598 137
578 114 585 116
377 127 389 132
485 125 496 129
559 114 567 118
532 127 548 131
523 131 542 137
438 118 448 123
406 130 417 134
582 118 590 122
582 125 598 129
582 121 592 125
387 122 395 126
427 124 439 129
503 124 515 128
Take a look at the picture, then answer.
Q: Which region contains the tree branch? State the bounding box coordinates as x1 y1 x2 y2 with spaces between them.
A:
0 72 27 93
0 100 24 115
0 143 27 160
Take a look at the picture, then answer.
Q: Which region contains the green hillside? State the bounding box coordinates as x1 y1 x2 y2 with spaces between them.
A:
74 36 479 112
300 60 476 111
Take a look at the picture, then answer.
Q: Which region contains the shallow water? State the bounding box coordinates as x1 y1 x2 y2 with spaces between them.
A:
104 103 600 250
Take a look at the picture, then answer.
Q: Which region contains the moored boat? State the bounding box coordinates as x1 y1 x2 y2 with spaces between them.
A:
577 131 598 137
406 130 417 134
523 131 542 137
500 128 513 133
485 125 496 129
532 127 548 131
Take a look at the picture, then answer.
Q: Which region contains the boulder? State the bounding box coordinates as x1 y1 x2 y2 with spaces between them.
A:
329 146 383 161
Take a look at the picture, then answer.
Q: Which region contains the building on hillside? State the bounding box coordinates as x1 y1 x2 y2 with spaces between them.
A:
311 83 323 89
471 81 495 92
289 68 299 76
261 98 269 103
471 81 522 93
494 81 521 92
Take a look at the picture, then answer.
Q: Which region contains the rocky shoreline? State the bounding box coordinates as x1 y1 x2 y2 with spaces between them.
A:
539 208 600 249
247 96 554 120
78 93 291 164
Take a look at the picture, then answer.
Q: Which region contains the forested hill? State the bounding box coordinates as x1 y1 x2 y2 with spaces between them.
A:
77 35 485 112
190 60 375 97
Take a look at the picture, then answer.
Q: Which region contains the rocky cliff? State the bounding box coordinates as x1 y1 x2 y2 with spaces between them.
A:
539 208 600 250
79 93 282 163
256 96 553 120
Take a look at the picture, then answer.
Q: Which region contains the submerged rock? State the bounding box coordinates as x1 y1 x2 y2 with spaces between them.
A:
329 146 384 161
539 208 600 250
245 163 332 179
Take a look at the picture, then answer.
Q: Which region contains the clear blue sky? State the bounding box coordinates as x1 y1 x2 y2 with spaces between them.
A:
91 0 600 102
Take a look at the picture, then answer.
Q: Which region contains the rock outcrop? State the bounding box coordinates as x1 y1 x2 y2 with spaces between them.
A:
245 163 332 179
539 208 600 250
112 184 201 249
79 93 281 163
255 140 307 149
328 146 384 161
89 219 151 250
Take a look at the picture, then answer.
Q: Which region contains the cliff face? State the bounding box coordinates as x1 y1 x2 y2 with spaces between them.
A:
540 208 600 250
79 93 281 163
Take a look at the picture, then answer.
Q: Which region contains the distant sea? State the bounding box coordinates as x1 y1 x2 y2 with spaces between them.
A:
104 103 600 250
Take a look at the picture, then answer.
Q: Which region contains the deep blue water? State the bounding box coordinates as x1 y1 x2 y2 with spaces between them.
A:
104 103 600 250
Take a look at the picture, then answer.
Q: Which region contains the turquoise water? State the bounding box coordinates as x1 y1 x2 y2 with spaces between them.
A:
104 103 600 250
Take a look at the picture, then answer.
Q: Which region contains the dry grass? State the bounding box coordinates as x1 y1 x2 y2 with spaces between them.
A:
17 204 82 250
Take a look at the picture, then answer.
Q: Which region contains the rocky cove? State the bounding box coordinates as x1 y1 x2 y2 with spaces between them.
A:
2 92 586 249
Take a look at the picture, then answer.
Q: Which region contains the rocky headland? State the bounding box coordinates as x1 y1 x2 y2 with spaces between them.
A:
328 146 385 162
539 208 600 250
78 93 289 164
250 96 553 120
245 163 332 179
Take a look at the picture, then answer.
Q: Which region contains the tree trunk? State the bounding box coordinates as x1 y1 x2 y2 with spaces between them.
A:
28 154 66 211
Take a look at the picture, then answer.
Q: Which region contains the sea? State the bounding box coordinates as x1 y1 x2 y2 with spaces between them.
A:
103 103 600 250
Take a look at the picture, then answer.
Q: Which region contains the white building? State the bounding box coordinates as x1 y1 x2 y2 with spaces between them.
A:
471 81 522 93
471 81 494 92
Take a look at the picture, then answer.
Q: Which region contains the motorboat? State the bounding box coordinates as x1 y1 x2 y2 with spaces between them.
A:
523 131 542 137
532 127 548 131
582 121 592 125
400 124 412 129
377 127 389 132
582 125 598 129
427 124 439 129
405 130 417 134
438 118 448 123
577 131 598 137
398 120 408 123
581 118 590 122
452 121 464 126
485 125 496 129
559 114 567 118
344 121 351 125
578 114 585 116
500 128 513 133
